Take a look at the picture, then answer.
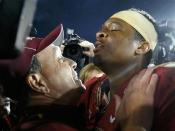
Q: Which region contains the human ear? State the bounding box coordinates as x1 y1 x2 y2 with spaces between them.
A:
135 41 150 55
26 73 50 94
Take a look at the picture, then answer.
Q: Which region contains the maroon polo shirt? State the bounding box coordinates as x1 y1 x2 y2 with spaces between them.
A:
96 67 175 131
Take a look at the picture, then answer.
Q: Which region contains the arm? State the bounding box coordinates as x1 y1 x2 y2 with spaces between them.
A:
117 68 158 131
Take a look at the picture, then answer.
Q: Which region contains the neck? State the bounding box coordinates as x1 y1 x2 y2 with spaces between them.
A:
106 62 143 96
27 94 60 106
28 88 82 107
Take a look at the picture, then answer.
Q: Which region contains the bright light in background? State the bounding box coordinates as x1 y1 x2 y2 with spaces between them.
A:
167 20 175 29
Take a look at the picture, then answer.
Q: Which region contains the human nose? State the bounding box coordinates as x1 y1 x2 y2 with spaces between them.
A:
96 31 108 39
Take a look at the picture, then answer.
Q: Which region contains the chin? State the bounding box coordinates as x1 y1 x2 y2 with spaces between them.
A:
93 56 105 69
93 55 100 64
74 79 86 90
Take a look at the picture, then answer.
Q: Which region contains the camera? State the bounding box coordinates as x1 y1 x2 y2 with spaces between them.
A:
63 33 84 60
62 29 89 73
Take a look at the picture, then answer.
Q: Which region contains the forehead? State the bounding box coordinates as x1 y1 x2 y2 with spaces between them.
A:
50 44 62 57
37 44 62 60
104 18 132 28
104 18 137 36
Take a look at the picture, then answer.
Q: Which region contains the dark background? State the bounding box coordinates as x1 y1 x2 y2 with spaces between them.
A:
33 0 175 42
0 0 175 101
0 0 175 58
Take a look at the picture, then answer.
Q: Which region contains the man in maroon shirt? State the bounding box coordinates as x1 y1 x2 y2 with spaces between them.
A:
0 21 158 130
0 24 86 130
0 21 159 130
81 8 175 131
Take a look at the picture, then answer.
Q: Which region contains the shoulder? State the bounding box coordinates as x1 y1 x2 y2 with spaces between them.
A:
152 62 175 95
151 62 175 130
153 62 175 78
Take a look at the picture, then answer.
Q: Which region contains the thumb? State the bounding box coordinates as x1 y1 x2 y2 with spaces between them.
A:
113 95 121 115
83 51 94 57
79 41 95 48
147 73 158 94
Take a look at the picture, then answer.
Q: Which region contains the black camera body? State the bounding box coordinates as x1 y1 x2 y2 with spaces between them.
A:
63 32 89 73
63 34 85 60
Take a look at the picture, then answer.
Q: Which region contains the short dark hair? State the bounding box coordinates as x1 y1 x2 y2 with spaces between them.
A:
130 8 157 67
134 30 152 67
28 55 42 74
17 56 42 106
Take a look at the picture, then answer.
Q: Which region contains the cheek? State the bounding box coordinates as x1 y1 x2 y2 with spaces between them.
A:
55 67 75 85
48 70 74 93
105 38 120 57
45 66 69 82
103 40 117 57
107 35 123 51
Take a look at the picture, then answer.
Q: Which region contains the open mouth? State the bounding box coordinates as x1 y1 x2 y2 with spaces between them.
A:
72 70 78 80
71 69 86 89
95 44 104 48
94 41 104 53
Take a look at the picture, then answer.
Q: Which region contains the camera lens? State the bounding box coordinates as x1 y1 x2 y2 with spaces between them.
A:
63 44 83 59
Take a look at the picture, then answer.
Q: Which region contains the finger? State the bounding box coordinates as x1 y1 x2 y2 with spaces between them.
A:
83 51 94 57
79 41 95 49
113 95 121 115
141 68 154 82
147 73 158 94
125 69 149 94
124 74 139 93
137 69 147 80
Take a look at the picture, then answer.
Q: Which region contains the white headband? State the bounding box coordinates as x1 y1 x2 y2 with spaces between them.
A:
110 10 157 50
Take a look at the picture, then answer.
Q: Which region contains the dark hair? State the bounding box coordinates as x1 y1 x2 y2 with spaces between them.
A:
28 55 42 74
134 30 153 67
14 56 42 106
130 8 157 66
19 56 42 104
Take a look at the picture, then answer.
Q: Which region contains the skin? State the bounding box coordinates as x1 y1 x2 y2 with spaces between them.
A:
116 68 158 131
26 44 85 106
93 17 156 130
94 18 150 95
22 17 156 130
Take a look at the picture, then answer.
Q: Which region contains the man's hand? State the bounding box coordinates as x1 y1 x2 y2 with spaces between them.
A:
79 41 95 57
116 68 158 131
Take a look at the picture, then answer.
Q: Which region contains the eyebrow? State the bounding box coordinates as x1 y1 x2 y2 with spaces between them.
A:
110 21 122 26
104 20 121 28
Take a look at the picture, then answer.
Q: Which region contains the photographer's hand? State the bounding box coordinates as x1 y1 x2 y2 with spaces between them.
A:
79 41 95 57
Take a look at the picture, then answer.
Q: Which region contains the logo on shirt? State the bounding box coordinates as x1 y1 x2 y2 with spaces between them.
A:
109 115 116 123
89 109 92 119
